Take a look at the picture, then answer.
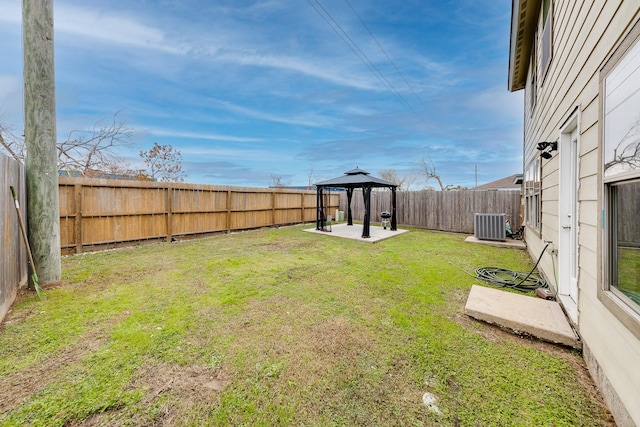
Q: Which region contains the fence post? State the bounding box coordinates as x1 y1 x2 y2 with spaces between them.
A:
226 190 232 234
74 183 83 254
165 184 173 242
272 190 277 227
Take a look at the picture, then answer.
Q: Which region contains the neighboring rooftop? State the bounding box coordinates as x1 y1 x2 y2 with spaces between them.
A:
473 174 522 191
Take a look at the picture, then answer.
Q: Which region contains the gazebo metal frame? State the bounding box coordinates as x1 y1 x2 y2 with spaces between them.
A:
315 168 398 238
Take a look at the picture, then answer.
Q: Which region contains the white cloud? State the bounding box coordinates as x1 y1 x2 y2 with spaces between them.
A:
147 128 263 143
209 99 334 128
54 3 187 54
181 147 296 162
48 2 388 91
7 0 413 92
0 1 182 53
214 50 380 91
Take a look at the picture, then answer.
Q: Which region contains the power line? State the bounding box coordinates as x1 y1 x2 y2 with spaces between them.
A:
306 0 382 88
344 0 431 118
306 0 428 128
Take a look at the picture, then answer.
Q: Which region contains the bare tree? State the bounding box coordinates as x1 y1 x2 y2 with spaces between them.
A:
0 124 25 162
404 172 420 191
378 169 406 190
605 118 640 172
270 174 288 188
57 112 136 177
306 163 318 190
419 155 452 191
1 113 136 176
139 142 185 182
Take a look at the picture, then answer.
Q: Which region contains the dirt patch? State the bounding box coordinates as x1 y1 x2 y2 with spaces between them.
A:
219 295 380 380
0 311 129 416
130 362 230 398
66 361 229 427
308 316 374 358
255 240 314 252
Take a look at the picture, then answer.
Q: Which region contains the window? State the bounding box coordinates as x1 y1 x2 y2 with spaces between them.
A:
540 0 553 81
528 0 552 114
607 181 640 308
602 22 640 318
525 159 541 231
529 33 537 113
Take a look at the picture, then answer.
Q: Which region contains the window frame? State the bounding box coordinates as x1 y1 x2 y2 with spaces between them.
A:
540 0 553 83
598 17 640 339
528 1 553 115
524 158 541 233
529 30 537 115
605 180 640 306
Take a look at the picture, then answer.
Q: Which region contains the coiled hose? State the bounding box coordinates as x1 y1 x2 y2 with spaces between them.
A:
475 242 550 292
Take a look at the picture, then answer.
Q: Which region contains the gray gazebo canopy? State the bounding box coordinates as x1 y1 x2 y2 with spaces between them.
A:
315 167 398 238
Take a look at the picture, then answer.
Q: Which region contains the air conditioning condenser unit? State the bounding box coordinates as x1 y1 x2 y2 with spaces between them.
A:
474 213 506 241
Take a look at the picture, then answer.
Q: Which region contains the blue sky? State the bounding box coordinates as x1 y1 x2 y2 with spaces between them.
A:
0 0 523 188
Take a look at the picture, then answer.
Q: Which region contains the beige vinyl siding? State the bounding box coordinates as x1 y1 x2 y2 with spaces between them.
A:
522 0 640 423
580 295 640 423
579 200 598 228
580 96 599 132
580 174 598 201
540 0 619 130
580 121 599 155
579 226 599 269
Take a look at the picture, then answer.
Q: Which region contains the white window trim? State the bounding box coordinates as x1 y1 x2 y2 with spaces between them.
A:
598 17 640 340
540 0 553 83
524 158 541 232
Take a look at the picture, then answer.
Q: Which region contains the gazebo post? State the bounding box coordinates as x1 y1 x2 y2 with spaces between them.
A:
346 188 354 226
316 187 324 230
362 186 371 238
391 187 397 231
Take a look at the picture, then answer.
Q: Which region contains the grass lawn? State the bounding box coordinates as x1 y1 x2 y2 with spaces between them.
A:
0 225 613 426
618 247 640 305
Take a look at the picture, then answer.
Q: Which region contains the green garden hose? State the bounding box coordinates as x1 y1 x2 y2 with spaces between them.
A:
475 242 550 292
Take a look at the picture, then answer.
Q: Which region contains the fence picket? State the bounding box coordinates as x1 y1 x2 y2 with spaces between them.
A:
341 189 521 234
58 177 339 254
1 153 27 322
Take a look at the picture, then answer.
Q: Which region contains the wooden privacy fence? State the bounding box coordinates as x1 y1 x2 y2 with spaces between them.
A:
342 189 522 234
618 183 640 247
59 177 339 254
1 153 27 322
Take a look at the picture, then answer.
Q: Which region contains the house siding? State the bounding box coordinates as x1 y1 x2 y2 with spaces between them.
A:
520 0 640 425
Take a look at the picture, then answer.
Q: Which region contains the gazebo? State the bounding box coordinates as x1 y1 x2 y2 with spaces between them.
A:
315 168 398 238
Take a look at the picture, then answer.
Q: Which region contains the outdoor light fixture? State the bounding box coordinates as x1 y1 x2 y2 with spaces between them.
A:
537 141 557 159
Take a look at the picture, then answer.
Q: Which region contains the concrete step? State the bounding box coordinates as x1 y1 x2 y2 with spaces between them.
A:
465 285 580 349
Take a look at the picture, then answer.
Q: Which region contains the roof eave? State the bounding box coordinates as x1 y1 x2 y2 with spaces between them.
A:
508 0 542 92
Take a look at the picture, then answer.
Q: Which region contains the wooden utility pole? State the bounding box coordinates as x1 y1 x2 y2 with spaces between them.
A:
23 0 61 284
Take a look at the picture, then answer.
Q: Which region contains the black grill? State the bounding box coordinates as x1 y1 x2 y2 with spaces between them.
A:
380 211 391 229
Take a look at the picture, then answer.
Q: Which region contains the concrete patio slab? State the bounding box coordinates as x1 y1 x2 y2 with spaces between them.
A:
465 285 580 349
464 235 526 249
303 223 409 243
